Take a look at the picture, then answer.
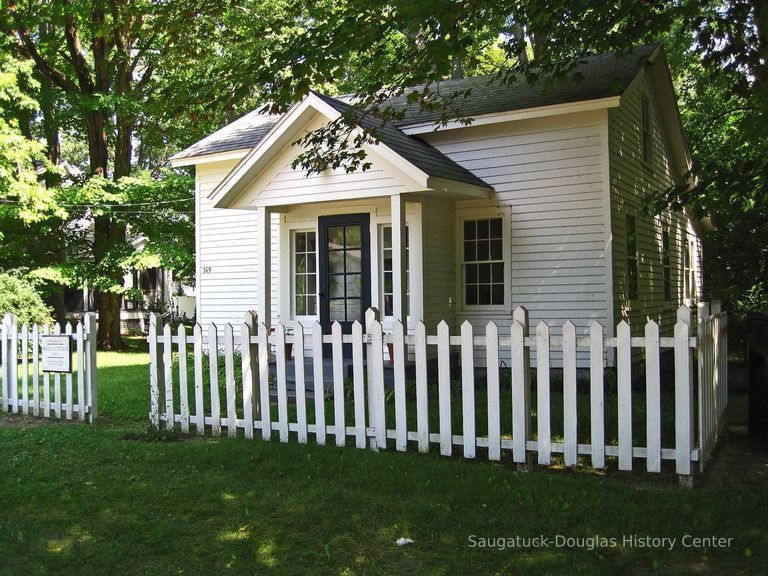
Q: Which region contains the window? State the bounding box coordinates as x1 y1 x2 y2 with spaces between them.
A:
293 231 317 316
683 232 695 300
626 214 638 300
463 217 504 306
662 228 671 301
381 225 409 317
641 94 653 165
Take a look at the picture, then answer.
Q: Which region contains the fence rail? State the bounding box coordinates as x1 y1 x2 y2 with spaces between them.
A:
1 313 98 421
149 303 728 478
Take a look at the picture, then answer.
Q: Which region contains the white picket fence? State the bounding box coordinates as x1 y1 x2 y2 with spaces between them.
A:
0 313 98 421
697 303 728 471
149 303 728 478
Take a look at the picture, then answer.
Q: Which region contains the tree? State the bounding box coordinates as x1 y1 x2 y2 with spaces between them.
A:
1 0 204 348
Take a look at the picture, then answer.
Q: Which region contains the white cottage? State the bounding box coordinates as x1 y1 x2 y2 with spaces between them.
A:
171 44 703 367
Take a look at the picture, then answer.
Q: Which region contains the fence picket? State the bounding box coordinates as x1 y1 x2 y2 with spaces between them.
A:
32 324 40 417
224 323 237 438
1 315 9 412
178 325 190 434
76 323 85 421
193 324 205 435
240 320 254 440
511 320 526 463
64 323 73 420
43 324 50 417
9 316 18 414
589 321 605 469
486 322 501 461
415 321 429 453
312 321 326 445
674 307 692 476
513 307 532 467
331 321 345 447
21 324 28 415
645 320 661 473
461 321 476 459
163 323 174 431
257 322 271 441
275 322 289 442
208 324 221 437
563 321 577 467
370 318 386 450
85 313 98 421
52 323 61 418
536 322 551 465
437 321 452 456
393 320 407 452
617 320 632 471
352 321 366 449
294 323 308 444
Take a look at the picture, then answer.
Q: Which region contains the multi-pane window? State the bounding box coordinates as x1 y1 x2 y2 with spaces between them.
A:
626 215 639 300
463 217 504 306
683 232 695 300
641 94 653 165
294 231 317 316
381 226 409 317
662 228 671 301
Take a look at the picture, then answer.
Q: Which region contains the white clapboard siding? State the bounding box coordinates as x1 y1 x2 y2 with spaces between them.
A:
147 305 727 478
423 114 611 368
1 314 97 423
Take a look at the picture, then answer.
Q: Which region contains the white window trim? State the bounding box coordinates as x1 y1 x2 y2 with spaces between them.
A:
455 207 512 314
640 91 654 169
290 228 319 321
379 223 411 319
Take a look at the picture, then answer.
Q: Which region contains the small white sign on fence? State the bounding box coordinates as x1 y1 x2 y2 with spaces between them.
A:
41 335 73 373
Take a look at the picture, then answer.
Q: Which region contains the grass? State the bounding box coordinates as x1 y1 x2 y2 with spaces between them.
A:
0 338 766 575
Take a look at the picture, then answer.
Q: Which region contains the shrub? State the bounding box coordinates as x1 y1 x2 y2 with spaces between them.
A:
0 273 53 325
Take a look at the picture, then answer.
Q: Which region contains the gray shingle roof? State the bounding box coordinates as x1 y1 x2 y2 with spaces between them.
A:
172 44 659 169
311 91 490 188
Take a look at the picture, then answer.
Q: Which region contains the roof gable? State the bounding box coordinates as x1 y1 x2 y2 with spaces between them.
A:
208 93 491 209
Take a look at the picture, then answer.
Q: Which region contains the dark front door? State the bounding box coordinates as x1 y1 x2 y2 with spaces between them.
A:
318 214 371 334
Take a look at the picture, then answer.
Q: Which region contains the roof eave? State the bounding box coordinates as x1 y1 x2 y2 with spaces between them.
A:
170 148 251 168
399 95 622 135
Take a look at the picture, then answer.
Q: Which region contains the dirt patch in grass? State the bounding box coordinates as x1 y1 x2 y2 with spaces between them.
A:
0 414 75 428
702 424 768 489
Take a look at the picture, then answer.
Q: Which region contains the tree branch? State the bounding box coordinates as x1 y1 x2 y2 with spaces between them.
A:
61 0 95 91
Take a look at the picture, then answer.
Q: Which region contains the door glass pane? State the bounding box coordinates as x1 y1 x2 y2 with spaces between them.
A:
346 249 362 273
345 225 361 248
329 251 344 275
328 226 344 248
346 274 362 297
346 298 361 320
329 299 345 321
329 275 344 298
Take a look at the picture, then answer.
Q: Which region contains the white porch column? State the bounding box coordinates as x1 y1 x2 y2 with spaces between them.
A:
390 194 408 325
255 206 272 328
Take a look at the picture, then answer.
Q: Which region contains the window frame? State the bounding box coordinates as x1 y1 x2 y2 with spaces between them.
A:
291 229 318 320
682 230 696 304
456 209 511 313
379 224 410 318
626 213 639 301
662 226 672 302
641 93 653 167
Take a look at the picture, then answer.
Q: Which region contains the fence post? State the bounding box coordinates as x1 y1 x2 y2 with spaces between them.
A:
148 312 164 429
84 313 98 422
697 302 709 474
1 313 11 413
365 307 381 449
512 306 532 470
676 305 694 485
244 311 259 422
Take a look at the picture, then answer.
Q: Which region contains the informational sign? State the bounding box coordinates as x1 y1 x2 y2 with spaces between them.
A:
41 335 73 373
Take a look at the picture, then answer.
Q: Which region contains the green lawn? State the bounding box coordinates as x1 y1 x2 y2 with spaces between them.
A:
0 338 765 575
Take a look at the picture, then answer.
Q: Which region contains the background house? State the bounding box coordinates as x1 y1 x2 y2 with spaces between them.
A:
171 44 702 367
